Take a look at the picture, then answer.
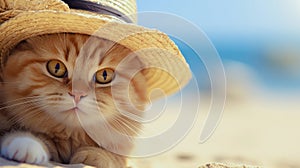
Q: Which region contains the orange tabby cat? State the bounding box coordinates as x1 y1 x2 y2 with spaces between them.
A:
0 33 148 167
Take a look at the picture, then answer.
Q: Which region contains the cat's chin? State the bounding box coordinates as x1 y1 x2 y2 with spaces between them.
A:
51 109 83 128
59 108 103 129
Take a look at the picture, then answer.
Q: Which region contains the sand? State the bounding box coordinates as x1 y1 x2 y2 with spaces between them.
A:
2 92 299 168
0 157 259 168
1 91 300 168
1 63 299 168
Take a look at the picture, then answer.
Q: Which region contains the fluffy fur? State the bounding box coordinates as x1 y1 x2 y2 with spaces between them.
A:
0 33 148 167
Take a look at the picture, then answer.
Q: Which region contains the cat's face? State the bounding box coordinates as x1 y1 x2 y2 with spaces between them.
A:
1 34 148 131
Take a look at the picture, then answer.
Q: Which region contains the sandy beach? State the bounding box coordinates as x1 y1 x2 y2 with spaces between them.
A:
1 62 300 168
131 93 300 168
2 91 299 168
129 62 300 168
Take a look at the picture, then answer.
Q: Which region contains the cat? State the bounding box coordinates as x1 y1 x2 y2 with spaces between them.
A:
0 33 148 167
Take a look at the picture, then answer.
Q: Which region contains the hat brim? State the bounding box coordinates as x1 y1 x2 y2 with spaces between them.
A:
0 10 191 99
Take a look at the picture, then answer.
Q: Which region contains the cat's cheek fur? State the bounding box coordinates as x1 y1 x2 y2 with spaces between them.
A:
0 33 147 166
0 132 49 164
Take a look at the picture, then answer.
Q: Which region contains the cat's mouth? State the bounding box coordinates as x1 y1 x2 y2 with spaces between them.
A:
71 107 79 110
61 106 89 119
64 107 80 114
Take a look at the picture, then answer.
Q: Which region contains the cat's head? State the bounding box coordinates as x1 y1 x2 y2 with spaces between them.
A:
1 33 148 132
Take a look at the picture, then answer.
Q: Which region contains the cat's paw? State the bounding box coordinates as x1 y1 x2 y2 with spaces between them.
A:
70 147 126 168
1 135 49 164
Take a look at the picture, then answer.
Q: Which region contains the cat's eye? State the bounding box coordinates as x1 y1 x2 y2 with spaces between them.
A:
46 60 67 78
95 68 115 84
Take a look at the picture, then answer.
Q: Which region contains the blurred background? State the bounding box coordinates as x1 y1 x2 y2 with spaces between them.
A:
137 0 300 92
132 0 300 168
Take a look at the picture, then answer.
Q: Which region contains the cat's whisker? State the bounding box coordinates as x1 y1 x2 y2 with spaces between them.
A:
110 119 139 144
0 81 23 84
9 104 47 124
13 107 39 122
0 95 44 106
84 98 144 137
120 119 144 135
83 119 120 148
0 98 44 110
112 116 144 137
1 98 46 125
1 98 41 106
113 100 147 108
85 100 101 107
110 118 133 137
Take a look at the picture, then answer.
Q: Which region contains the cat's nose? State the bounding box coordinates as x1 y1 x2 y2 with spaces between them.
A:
68 91 87 104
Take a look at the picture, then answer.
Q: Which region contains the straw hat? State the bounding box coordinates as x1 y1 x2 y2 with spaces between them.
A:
0 0 191 99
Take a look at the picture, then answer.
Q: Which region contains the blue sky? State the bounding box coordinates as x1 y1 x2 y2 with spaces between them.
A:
137 0 300 38
137 0 300 89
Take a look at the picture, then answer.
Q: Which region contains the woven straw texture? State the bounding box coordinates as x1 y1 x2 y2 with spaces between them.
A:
0 0 191 98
